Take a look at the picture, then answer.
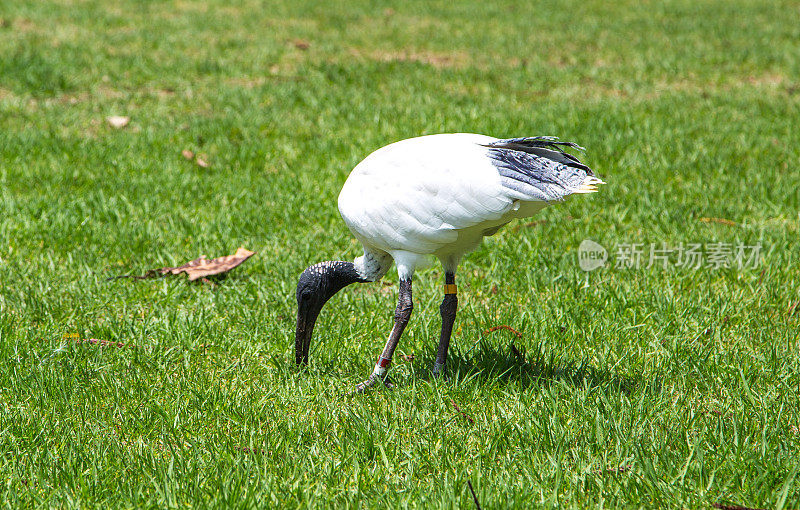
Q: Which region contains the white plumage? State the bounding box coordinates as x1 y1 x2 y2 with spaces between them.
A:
294 133 603 391
339 133 600 279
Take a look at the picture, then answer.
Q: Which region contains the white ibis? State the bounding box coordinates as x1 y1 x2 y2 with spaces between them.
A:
295 133 603 391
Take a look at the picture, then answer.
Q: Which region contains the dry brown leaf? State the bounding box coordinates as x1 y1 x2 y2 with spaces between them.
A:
699 217 737 226
159 247 255 281
106 115 130 128
110 247 256 281
195 156 210 168
349 48 465 69
181 149 194 160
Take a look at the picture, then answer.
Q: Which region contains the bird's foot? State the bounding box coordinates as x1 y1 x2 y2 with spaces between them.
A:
432 361 448 380
352 372 394 394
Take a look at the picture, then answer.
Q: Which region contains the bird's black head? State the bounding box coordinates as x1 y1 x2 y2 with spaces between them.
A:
295 261 367 365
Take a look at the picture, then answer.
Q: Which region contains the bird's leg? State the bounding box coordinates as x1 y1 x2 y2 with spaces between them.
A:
355 278 413 392
433 272 457 378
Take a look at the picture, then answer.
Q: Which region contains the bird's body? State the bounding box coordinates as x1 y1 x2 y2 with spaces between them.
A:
295 133 603 391
340 134 524 279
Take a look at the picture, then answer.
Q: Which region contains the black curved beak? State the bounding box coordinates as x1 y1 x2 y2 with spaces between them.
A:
294 260 366 366
295 305 319 365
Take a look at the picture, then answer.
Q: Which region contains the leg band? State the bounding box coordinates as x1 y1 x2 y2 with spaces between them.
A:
373 355 391 376
443 283 457 295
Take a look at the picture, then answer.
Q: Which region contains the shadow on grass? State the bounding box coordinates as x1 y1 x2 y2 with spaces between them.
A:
421 339 644 395
300 339 654 396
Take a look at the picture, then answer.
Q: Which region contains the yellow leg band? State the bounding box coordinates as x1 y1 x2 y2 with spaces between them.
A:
444 283 457 295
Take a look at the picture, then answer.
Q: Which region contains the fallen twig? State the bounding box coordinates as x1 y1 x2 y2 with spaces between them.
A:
450 398 475 425
483 325 522 339
712 503 766 510
467 480 481 510
512 219 548 232
591 464 632 475
235 447 266 455
704 408 733 419
79 338 127 348
106 270 161 281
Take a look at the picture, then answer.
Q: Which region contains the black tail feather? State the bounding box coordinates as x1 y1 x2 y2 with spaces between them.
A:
482 136 593 175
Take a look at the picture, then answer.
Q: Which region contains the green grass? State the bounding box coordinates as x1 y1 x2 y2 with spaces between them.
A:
1 0 799 507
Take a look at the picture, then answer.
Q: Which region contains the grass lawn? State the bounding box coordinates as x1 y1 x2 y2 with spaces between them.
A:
1 0 799 507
